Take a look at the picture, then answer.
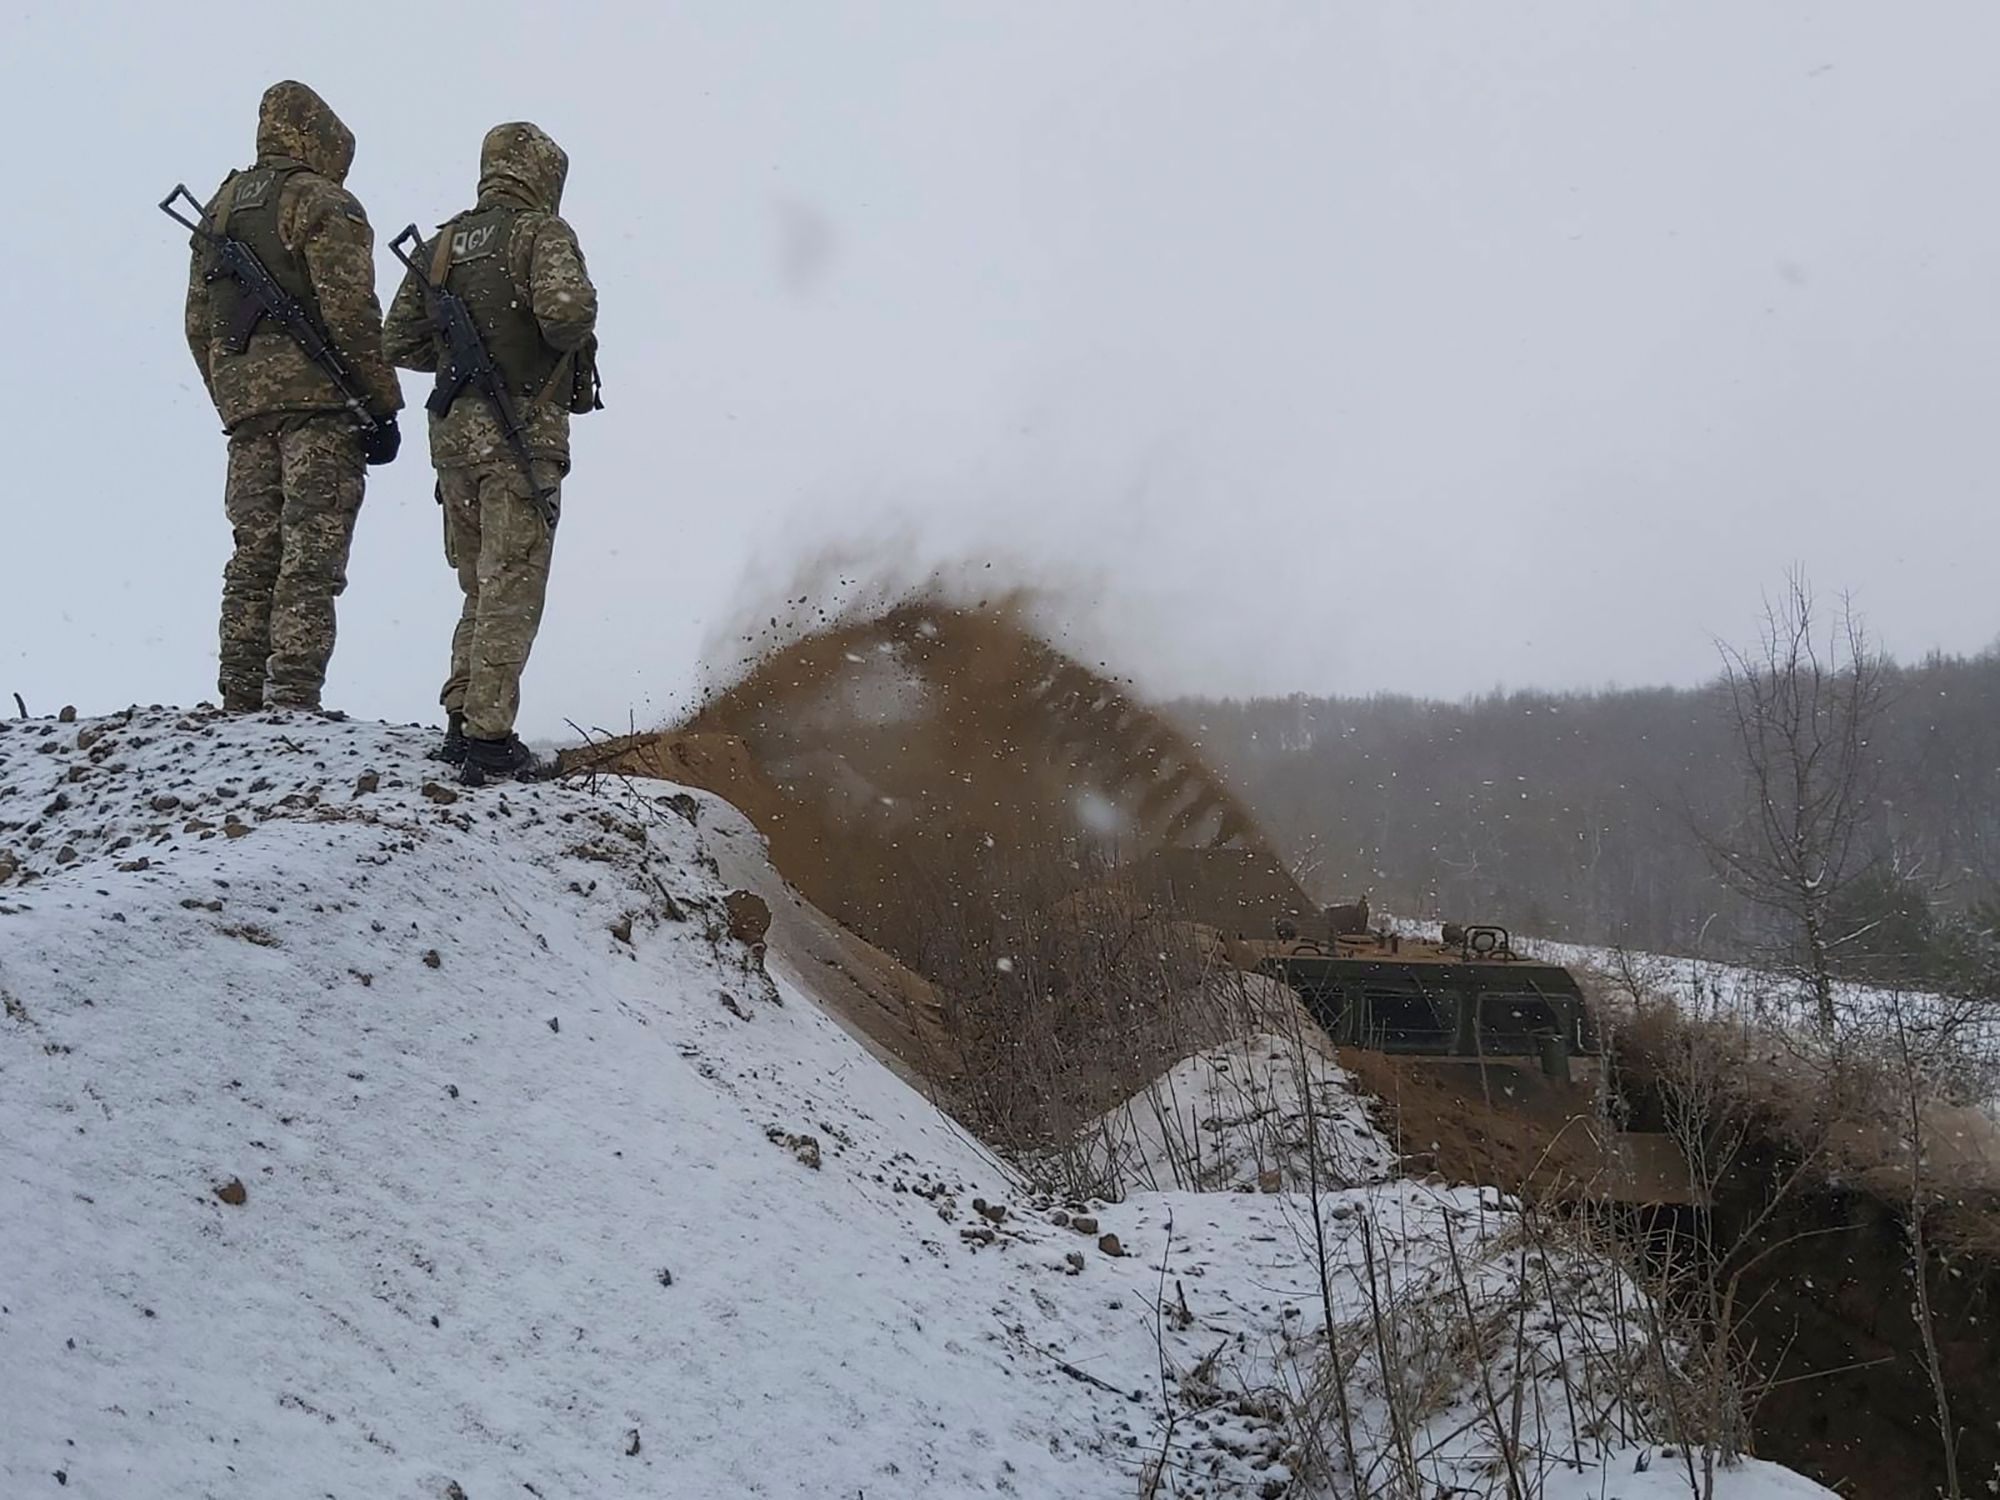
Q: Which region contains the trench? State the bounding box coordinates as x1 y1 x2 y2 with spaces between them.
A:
1344 1038 2000 1497
1609 1056 2000 1498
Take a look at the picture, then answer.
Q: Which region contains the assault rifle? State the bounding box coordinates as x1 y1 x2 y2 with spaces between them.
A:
159 184 385 438
389 223 558 531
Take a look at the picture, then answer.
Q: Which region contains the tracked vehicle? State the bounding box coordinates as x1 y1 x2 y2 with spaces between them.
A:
1126 849 1594 1072
1124 847 1694 1200
1277 927 1691 1202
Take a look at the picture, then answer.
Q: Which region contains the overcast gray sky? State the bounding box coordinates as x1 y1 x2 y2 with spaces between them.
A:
5 2 1996 734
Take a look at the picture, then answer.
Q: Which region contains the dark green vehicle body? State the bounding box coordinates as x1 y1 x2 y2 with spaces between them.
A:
1244 929 1597 1077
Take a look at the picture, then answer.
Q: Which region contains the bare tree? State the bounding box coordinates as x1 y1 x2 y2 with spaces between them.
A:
1700 572 1888 1036
1885 989 1968 1500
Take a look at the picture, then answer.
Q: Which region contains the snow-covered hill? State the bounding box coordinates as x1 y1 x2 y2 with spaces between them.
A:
1 709 1833 1498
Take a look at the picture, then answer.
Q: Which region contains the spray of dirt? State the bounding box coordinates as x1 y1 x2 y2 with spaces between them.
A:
684 532 1126 721
575 584 1310 973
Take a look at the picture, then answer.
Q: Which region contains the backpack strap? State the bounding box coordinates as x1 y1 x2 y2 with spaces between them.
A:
212 173 243 237
428 220 455 285
425 221 459 376
536 348 574 405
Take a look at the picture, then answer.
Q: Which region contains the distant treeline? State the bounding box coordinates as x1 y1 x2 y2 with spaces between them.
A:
1173 649 2000 961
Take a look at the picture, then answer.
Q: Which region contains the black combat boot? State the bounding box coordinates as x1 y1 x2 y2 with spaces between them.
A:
429 713 469 766
458 734 555 788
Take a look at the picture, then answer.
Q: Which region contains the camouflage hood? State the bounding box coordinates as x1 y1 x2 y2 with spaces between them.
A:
255 80 354 184
477 122 567 213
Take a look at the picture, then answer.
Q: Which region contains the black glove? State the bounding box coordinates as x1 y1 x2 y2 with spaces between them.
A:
360 413 401 466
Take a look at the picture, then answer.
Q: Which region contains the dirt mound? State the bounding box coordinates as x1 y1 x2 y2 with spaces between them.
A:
570 595 1306 971
1338 1048 1674 1200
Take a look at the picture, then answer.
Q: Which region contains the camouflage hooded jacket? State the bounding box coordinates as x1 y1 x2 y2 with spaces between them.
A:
383 122 599 470
183 81 403 432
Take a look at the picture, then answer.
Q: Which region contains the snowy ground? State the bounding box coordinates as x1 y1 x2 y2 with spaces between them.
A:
1528 936 1987 1039
1528 935 2000 1120
1076 1033 1397 1197
0 709 1833 1498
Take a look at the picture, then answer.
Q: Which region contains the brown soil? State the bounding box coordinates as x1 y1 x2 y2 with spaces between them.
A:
561 596 1342 1151
567 596 1303 981
732 842 958 1092
558 728 956 1087
1337 1049 1678 1201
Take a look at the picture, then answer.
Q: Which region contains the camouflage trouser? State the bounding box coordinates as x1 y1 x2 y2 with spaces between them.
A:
219 415 365 709
438 458 561 741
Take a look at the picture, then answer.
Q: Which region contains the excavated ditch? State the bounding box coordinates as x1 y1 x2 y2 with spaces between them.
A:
1609 1041 2000 1499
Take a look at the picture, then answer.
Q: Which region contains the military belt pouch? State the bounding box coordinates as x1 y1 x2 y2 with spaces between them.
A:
541 337 604 415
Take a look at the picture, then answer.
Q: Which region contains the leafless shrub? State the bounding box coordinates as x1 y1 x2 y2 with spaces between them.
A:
1885 986 1972 1500
1253 1188 1691 1499
905 842 1266 1194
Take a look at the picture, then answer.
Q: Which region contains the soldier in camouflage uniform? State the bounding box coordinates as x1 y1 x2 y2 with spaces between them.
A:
184 81 403 713
383 122 599 783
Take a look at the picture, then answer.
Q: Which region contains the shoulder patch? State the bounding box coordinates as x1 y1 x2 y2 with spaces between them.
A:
311 185 368 225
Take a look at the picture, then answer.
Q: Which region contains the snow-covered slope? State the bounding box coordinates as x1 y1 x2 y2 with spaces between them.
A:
1078 1033 1397 1196
0 709 1834 1499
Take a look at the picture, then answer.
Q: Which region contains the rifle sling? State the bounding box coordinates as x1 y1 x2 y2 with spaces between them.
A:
426 224 476 419
212 174 240 237
212 177 265 353
536 349 574 406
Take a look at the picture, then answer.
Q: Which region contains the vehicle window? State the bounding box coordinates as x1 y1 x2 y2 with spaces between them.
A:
1478 994 1562 1049
1363 985 1451 1047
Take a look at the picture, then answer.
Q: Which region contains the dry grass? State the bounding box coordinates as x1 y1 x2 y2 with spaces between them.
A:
904 845 1285 1191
